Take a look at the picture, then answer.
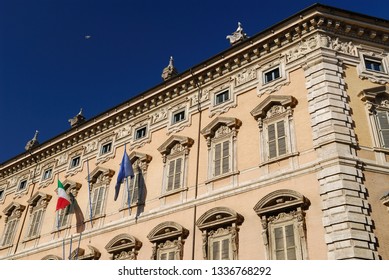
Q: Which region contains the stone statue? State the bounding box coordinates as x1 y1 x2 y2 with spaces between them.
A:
161 56 178 81
25 130 39 151
68 108 86 128
226 22 248 45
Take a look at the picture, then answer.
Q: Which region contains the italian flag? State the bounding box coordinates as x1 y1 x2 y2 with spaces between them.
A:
56 180 71 211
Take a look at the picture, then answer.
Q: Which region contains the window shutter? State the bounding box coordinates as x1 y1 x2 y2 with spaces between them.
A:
212 240 220 260
28 211 38 237
285 224 297 260
274 227 285 260
31 210 43 237
160 253 167 260
3 219 17 246
214 143 222 176
377 111 389 147
222 141 230 174
174 158 182 189
92 187 104 217
277 121 286 155
167 160 175 191
128 173 139 205
168 251 175 260
268 123 277 158
221 238 230 260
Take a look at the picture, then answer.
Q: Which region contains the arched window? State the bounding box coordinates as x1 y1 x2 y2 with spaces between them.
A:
1 203 25 249
147 221 189 260
105 233 142 260
196 207 244 260
253 189 310 260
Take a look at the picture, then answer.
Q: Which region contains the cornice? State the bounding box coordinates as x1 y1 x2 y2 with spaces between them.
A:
2 5 389 179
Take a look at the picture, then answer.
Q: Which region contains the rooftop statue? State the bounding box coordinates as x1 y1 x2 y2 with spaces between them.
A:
161 56 178 81
226 22 248 45
68 108 86 128
25 130 39 151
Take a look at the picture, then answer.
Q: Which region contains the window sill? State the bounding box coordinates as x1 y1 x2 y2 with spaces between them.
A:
51 225 71 234
159 187 188 199
373 147 389 153
119 201 144 212
205 170 240 184
84 214 106 223
23 235 40 243
0 244 13 250
259 152 299 167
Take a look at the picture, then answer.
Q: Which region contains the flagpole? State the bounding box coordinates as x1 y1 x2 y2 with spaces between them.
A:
75 232 82 260
127 177 132 216
68 234 73 260
86 159 93 229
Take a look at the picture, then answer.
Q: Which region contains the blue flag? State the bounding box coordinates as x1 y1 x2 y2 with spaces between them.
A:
114 148 134 201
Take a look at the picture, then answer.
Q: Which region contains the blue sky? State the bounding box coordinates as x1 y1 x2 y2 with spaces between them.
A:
1 0 389 164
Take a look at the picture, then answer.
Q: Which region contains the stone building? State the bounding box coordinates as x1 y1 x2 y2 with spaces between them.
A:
1 3 389 260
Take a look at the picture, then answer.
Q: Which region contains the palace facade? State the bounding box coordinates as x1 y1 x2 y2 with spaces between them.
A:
1 4 389 260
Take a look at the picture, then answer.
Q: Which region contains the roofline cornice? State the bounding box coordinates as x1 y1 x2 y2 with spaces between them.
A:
2 4 389 178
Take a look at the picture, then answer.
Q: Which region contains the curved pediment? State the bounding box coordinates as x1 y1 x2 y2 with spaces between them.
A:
147 221 189 242
201 117 242 138
86 167 115 184
3 202 26 217
250 95 297 120
105 233 142 254
157 135 194 155
253 189 309 216
196 207 244 230
27 191 52 207
70 245 101 260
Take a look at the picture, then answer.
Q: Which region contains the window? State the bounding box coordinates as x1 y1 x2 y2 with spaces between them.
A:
268 120 287 158
56 208 70 229
359 86 389 150
250 95 297 163
100 142 112 155
254 189 310 260
365 57 384 72
18 179 27 191
105 234 142 260
26 192 51 240
213 139 230 176
201 117 241 180
70 156 80 168
135 126 147 140
87 167 115 219
172 110 186 124
158 136 194 195
196 207 243 260
0 189 4 200
264 67 280 83
148 221 189 260
1 203 25 247
42 168 52 180
376 111 389 148
214 90 230 105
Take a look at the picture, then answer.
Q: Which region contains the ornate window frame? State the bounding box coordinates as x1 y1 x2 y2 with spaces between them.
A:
253 189 310 260
105 233 142 260
196 207 244 260
257 58 289 96
24 192 52 241
167 102 191 135
158 135 193 199
131 119 151 150
86 167 114 221
1 202 25 249
357 47 389 84
121 151 152 210
96 134 115 165
251 95 298 165
53 179 82 232
66 147 84 177
208 78 236 117
201 117 241 183
147 221 189 260
359 85 389 153
39 159 56 189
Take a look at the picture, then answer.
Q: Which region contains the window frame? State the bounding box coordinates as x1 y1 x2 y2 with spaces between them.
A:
17 179 27 192
70 156 81 169
172 109 186 124
134 126 147 140
214 89 230 106
364 56 385 73
263 66 281 84
100 142 112 155
42 168 53 181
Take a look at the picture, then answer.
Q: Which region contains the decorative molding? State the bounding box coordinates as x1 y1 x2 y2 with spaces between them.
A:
357 48 389 84
70 245 101 260
257 57 289 97
105 233 142 260
235 66 257 87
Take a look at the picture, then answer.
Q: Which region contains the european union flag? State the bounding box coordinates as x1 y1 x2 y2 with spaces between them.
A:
114 148 134 201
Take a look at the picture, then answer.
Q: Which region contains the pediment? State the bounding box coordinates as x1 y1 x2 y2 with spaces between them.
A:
86 167 115 183
201 117 242 138
250 95 297 119
196 207 244 230
27 191 52 207
3 202 26 217
147 221 189 242
157 135 194 155
105 233 142 254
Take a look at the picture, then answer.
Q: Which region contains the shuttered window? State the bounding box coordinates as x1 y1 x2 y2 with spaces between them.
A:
57 208 69 228
127 173 139 205
2 219 17 246
27 209 43 238
268 121 286 159
159 251 175 260
91 186 105 217
377 111 389 148
273 224 297 260
210 237 230 260
167 157 183 191
214 140 230 177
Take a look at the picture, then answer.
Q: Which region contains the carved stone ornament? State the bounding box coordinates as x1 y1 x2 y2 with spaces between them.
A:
105 233 142 260
68 108 86 128
226 22 248 45
235 67 257 87
151 108 168 124
161 56 178 81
